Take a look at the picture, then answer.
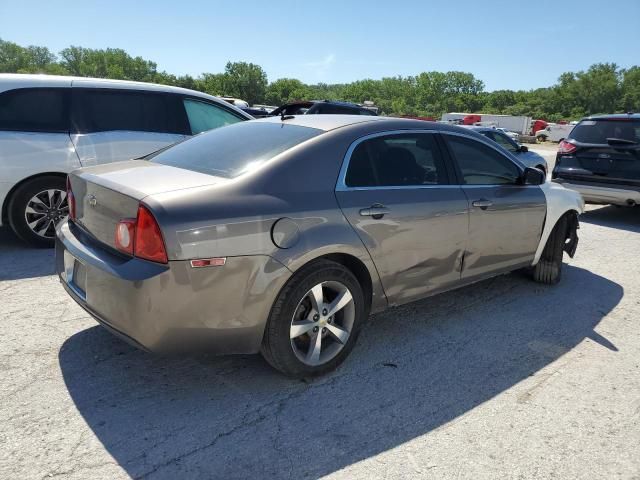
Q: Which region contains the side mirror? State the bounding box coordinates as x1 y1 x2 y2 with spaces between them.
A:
522 166 545 185
518 145 529 153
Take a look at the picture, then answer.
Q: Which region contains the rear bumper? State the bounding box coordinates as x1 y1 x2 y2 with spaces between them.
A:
553 179 640 206
56 221 292 354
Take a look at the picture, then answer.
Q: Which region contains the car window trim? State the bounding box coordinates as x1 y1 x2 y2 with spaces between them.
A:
335 129 456 192
439 131 527 186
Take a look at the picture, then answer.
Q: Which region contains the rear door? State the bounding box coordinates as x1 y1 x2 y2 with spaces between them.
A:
441 133 546 281
335 131 469 305
567 119 640 186
70 88 188 166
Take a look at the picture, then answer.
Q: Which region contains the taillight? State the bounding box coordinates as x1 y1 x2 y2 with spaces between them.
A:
134 205 168 264
115 219 136 255
66 176 76 221
114 205 168 263
558 140 577 154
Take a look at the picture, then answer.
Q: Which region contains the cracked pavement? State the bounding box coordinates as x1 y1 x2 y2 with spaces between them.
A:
1 199 639 479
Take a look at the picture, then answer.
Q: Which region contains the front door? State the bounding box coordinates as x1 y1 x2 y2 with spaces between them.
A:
335 131 469 305
442 133 546 281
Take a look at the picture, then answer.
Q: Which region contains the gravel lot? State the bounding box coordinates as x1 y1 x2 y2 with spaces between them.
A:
1 193 639 478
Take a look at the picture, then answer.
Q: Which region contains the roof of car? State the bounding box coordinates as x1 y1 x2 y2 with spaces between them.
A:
583 113 640 121
253 114 488 135
0 74 253 119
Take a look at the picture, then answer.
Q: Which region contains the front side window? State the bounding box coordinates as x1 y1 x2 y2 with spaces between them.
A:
183 98 244 134
0 88 68 132
485 131 517 153
73 89 181 134
345 133 449 187
445 135 521 185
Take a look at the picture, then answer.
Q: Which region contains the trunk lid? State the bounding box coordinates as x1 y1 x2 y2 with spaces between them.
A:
69 160 227 249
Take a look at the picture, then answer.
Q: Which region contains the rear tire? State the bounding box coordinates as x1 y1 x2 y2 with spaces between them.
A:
261 259 367 377
8 176 68 248
533 216 568 285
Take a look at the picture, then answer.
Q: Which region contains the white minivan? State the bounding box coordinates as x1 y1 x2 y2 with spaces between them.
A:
0 74 252 246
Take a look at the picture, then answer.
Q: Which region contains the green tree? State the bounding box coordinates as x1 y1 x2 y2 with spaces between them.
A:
620 66 640 112
220 61 267 105
265 78 310 105
59 46 159 81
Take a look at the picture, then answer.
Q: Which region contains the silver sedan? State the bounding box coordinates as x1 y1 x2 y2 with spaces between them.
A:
57 115 583 377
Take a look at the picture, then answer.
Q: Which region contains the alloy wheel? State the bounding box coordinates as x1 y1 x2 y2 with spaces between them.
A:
289 280 355 366
24 189 69 239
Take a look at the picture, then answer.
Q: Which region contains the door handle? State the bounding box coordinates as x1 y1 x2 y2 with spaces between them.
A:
359 204 389 219
472 199 493 210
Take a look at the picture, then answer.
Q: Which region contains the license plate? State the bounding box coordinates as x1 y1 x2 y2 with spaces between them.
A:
63 251 87 299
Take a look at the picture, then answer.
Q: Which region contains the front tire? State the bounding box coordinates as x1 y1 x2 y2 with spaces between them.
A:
533 216 568 285
261 259 367 377
8 176 68 248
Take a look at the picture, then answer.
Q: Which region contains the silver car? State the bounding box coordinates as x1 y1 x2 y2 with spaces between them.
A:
56 115 583 377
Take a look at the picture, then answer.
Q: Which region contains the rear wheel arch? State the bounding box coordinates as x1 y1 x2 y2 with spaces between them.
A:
2 172 68 225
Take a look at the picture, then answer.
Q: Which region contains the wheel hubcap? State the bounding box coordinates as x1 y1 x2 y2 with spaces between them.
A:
24 189 69 239
290 281 355 366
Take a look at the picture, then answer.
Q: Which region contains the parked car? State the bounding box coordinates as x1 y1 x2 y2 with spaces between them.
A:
464 126 549 174
57 115 582 377
495 127 520 142
270 100 378 117
0 74 252 246
552 114 640 206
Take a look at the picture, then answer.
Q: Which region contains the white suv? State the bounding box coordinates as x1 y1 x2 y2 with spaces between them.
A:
0 74 252 246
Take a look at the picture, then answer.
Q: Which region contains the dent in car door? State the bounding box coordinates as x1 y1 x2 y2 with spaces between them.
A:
443 133 546 280
335 132 469 305
70 87 187 166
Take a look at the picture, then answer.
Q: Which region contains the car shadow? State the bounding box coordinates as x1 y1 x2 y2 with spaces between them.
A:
0 227 55 280
59 265 622 479
580 205 640 233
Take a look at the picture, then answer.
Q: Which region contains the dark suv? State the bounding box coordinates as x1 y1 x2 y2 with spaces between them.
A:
552 114 640 206
270 100 377 117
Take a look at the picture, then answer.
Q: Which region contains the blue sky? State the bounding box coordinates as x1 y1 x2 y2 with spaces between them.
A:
1 0 638 91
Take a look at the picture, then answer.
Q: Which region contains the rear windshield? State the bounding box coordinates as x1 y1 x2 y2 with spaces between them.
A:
150 122 322 178
570 119 640 144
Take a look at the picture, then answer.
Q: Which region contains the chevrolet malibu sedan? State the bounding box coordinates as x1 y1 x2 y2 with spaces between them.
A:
57 116 583 377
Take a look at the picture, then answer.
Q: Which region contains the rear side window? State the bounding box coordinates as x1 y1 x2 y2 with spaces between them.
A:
345 133 449 187
445 135 521 185
72 89 184 134
0 88 69 132
151 122 322 178
570 119 640 144
183 98 244 134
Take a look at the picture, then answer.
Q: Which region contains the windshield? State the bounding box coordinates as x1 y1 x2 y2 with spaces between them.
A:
570 119 640 144
150 122 322 178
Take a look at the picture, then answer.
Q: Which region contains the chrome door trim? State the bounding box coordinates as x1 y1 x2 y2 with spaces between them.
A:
335 128 529 192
